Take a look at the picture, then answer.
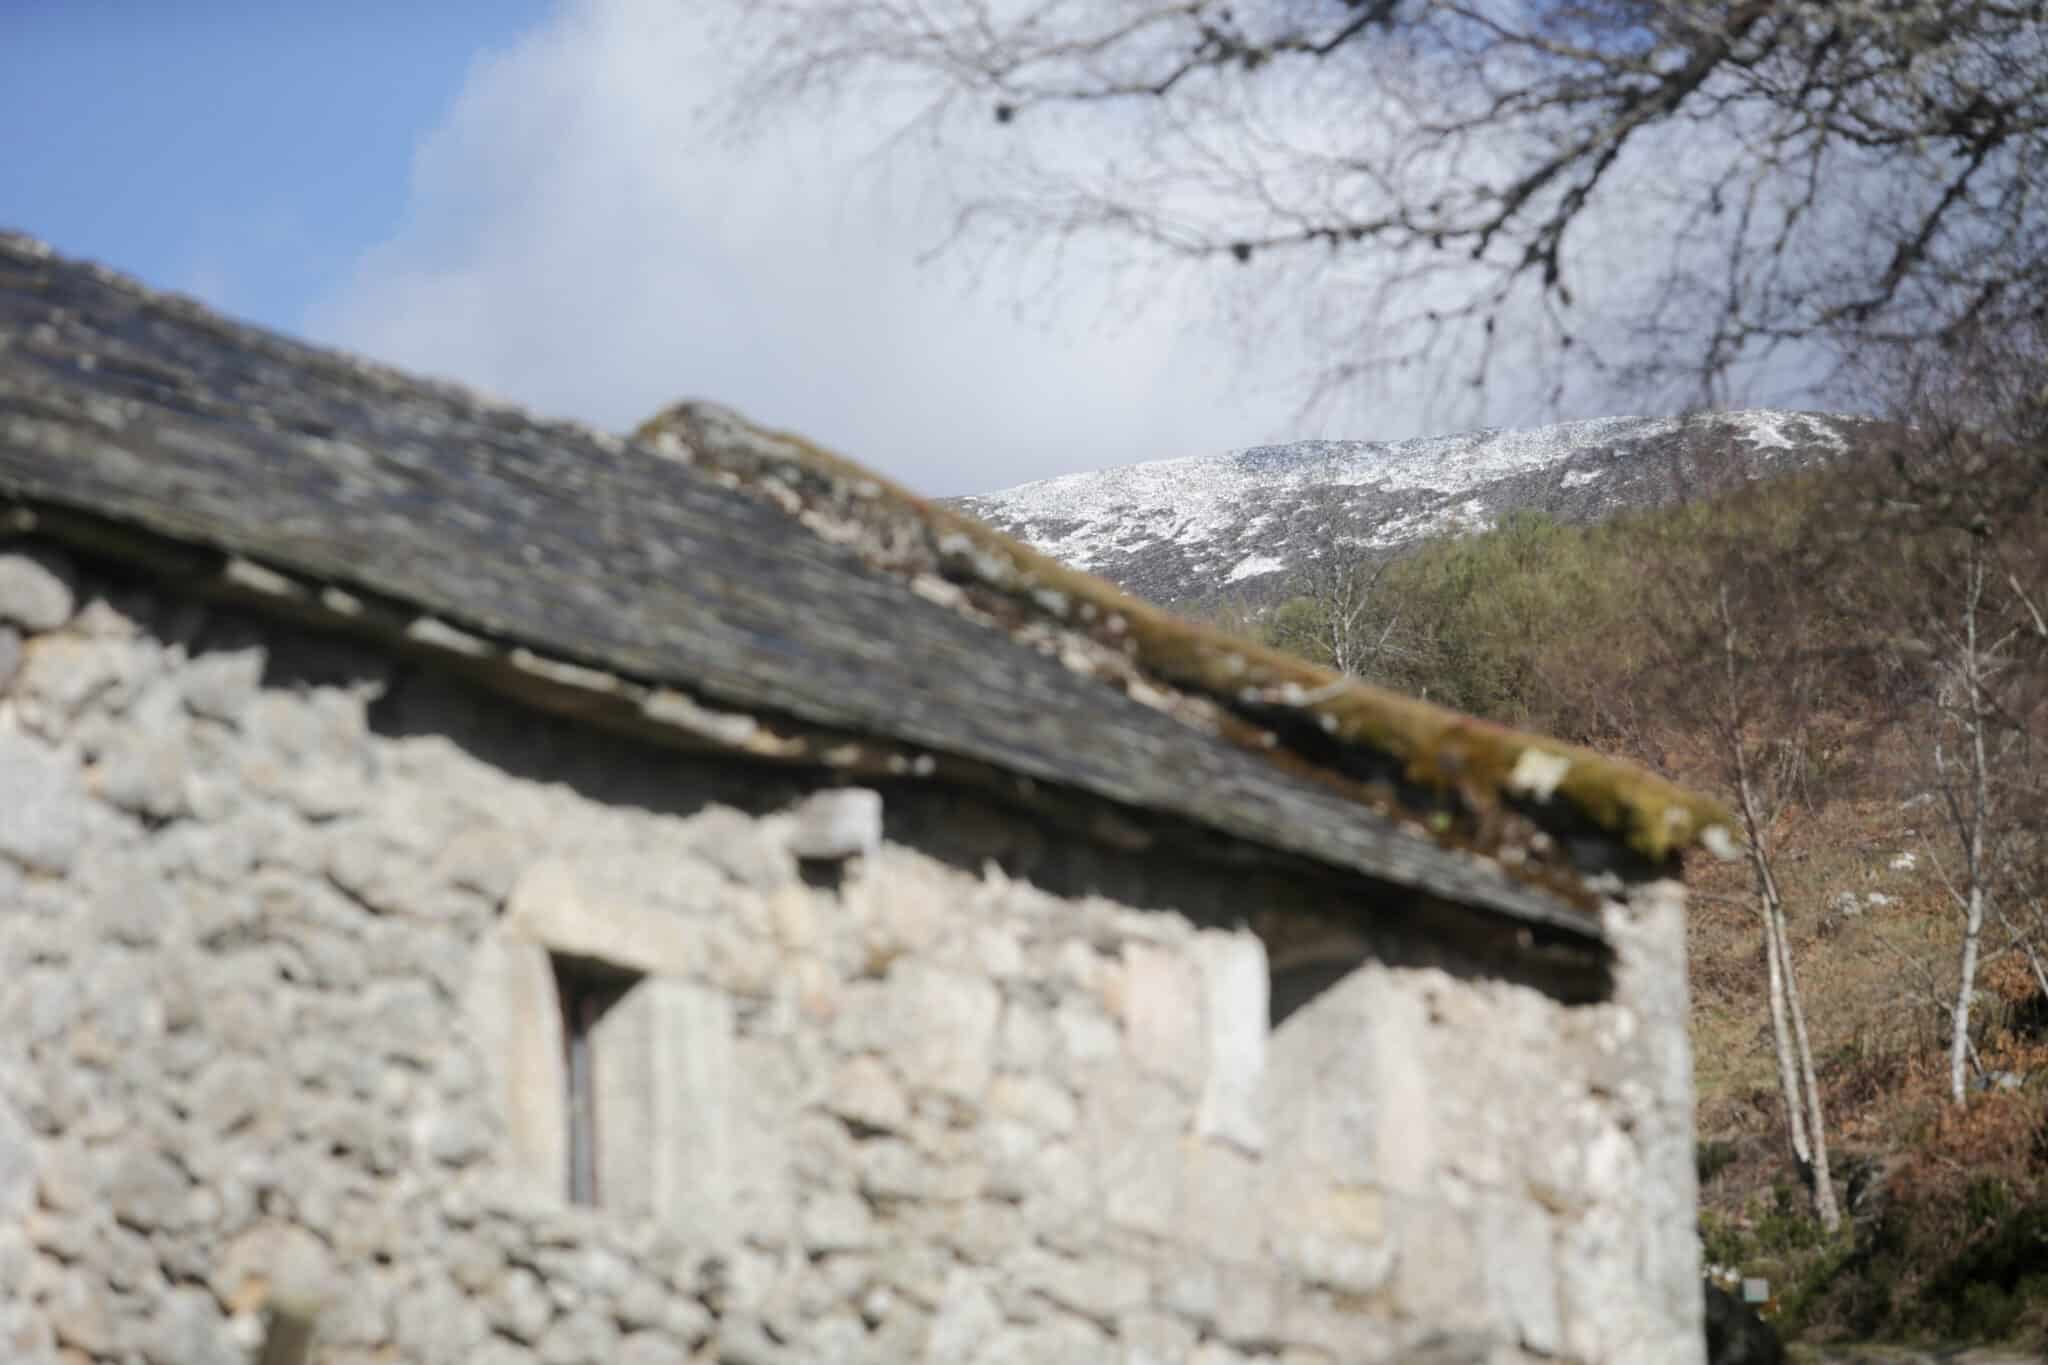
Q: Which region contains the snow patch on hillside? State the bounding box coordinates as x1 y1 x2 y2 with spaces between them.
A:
951 409 1864 603
972 411 1833 566
1226 553 1286 584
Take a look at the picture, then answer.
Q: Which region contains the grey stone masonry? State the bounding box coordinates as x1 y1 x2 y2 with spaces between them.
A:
0 553 1701 1364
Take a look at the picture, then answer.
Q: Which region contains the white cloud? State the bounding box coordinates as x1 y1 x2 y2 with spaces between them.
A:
305 0 1441 495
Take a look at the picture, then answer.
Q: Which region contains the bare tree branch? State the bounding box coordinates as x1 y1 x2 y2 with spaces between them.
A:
715 0 2048 417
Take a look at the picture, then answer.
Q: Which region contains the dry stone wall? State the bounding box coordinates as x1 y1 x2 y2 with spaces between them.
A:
0 541 1702 1364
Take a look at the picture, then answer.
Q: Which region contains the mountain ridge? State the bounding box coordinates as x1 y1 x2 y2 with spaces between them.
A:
948 409 1880 606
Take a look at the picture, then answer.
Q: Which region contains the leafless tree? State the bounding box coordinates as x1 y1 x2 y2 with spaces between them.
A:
1266 467 1419 677
1901 520 2047 1107
1273 551 1404 678
1929 540 2001 1105
722 0 2047 419
1707 582 1840 1229
1847 311 2048 1106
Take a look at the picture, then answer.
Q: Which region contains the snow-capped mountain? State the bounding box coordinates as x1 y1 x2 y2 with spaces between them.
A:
950 410 1877 606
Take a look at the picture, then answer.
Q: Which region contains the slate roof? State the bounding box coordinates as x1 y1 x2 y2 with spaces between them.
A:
0 233 1729 949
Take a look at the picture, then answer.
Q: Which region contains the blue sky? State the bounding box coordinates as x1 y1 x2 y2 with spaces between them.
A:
4 3 554 333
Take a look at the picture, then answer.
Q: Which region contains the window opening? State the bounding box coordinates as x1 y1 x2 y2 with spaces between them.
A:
551 954 638 1207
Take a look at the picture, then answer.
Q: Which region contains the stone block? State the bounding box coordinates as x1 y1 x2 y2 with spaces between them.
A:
0 1097 31 1221
886 962 1000 1102
504 858 705 978
715 1315 794 1365
594 978 736 1229
1122 942 1205 1088
980 1314 1115 1365
827 1055 911 1132
1267 1183 1394 1296
933 1198 1027 1264
179 647 265 724
612 1271 671 1331
665 1295 715 1343
16 635 132 722
1055 997 1121 1065
187 1056 273 1139
857 1137 939 1201
969 922 1025 978
434 827 531 904
536 1306 618 1364
1388 1192 1482 1326
464 934 568 1195
801 1189 876 1253
140 1286 240 1365
96 727 194 819
106 1147 191 1232
1118 1310 1199 1365
1017 1139 1094 1233
688 807 797 890
44 1267 117 1355
1212 1267 1282 1348
0 1300 54 1363
851 854 955 958
1073 1077 1179 1238
1018 1248 1150 1324
1372 986 1436 1197
924 1267 1003 1361
485 1267 556 1343
1476 1195 1561 1356
1180 1138 1266 1265
998 1002 1055 1071
1276 1294 1394 1357
799 1312 870 1362
987 1074 1077 1136
207 1222 334 1320
0 732 84 874
787 788 883 860
617 1332 691 1365
0 545 77 631
1193 929 1268 1154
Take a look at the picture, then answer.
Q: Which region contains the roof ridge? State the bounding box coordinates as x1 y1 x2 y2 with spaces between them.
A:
636 401 1733 865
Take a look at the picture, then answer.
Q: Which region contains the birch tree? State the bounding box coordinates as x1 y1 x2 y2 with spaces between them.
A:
1916 530 2046 1106
1707 580 1840 1229
1274 553 1405 679
1267 465 1416 679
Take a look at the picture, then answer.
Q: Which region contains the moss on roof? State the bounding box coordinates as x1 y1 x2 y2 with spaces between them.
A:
636 401 1734 866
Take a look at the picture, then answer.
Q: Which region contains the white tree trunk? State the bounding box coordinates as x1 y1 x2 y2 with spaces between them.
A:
1943 545 1996 1109
1757 879 1812 1165
1951 883 1986 1106
1774 897 1840 1231
1719 586 1836 1227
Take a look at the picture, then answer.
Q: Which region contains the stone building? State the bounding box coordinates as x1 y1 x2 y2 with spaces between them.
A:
0 234 1727 1363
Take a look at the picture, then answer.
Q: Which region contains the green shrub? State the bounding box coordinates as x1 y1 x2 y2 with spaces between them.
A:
1968 1175 2019 1227
1698 1139 1740 1187
1257 475 1853 740
1701 1209 1748 1268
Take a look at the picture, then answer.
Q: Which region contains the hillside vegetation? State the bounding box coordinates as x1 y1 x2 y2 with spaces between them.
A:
1219 436 2048 1349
